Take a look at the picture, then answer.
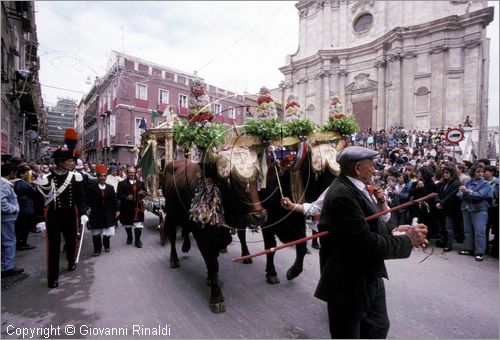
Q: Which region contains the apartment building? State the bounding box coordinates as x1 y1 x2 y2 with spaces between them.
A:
77 51 245 165
46 98 77 145
1 1 45 160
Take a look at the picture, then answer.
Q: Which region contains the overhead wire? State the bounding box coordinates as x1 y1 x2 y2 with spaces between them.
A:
40 84 87 94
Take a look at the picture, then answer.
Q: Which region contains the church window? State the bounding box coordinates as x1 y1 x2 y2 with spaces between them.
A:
415 86 430 113
353 13 373 33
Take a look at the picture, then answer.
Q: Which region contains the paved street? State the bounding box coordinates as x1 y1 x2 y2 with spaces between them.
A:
1 212 498 339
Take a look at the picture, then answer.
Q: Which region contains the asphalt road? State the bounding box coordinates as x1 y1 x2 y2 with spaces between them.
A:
1 212 498 339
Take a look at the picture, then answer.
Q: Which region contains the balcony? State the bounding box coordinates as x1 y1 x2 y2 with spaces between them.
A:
134 98 148 109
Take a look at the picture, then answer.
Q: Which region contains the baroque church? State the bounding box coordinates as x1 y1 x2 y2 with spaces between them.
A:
278 0 494 156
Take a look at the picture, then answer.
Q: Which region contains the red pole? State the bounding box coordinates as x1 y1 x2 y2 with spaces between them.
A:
233 192 437 262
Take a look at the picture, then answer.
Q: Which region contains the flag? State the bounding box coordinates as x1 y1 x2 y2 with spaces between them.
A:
137 140 157 178
151 110 161 121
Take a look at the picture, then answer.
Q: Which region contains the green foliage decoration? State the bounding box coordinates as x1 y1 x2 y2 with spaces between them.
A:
241 118 287 141
284 118 317 138
173 121 226 150
321 115 359 136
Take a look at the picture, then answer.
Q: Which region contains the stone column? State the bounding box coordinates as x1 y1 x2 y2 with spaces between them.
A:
315 73 323 124
298 8 307 58
401 51 416 129
322 71 331 123
463 40 481 131
387 51 402 126
298 79 307 118
375 57 386 129
338 57 347 106
430 45 446 128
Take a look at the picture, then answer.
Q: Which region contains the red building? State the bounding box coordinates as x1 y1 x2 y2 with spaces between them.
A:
76 51 245 165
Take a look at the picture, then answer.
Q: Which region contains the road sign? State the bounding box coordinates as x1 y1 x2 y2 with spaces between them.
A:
24 129 38 140
445 128 464 144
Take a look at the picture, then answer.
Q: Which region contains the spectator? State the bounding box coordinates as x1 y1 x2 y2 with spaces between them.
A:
106 165 121 193
409 166 439 238
435 164 461 251
457 163 492 261
456 163 470 185
1 163 23 277
12 165 37 251
484 165 499 257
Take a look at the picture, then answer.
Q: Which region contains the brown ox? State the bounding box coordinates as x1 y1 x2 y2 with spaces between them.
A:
161 146 267 313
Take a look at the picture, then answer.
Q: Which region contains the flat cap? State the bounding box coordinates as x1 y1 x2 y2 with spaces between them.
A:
336 146 379 167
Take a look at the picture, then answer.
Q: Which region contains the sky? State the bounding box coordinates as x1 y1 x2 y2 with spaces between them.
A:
35 1 499 126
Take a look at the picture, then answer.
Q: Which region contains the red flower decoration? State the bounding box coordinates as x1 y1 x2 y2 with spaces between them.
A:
331 98 341 105
258 95 273 105
191 88 205 97
285 101 299 109
334 114 346 119
188 112 214 125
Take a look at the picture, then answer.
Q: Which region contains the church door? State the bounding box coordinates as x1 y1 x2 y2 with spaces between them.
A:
352 100 372 130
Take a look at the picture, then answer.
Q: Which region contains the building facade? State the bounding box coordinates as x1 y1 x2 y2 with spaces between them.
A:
1 1 45 160
76 51 246 165
279 0 494 157
46 98 77 145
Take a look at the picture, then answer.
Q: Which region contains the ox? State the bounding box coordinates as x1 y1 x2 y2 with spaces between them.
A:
162 146 267 312
236 142 339 284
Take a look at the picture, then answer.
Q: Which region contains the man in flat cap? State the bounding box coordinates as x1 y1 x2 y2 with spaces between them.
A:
35 130 88 288
314 146 428 339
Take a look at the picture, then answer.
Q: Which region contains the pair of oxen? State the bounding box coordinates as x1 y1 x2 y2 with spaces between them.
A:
161 136 341 313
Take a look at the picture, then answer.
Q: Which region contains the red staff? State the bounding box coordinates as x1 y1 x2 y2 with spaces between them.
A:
233 192 437 262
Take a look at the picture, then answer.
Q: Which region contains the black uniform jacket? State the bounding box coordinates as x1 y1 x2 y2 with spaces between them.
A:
116 179 146 225
87 183 118 229
43 171 88 214
314 175 412 311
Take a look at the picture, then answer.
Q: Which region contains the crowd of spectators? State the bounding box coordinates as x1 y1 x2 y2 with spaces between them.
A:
349 125 498 260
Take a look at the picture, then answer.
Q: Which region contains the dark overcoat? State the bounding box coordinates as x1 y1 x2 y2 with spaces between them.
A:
315 175 412 312
116 179 146 225
87 182 118 229
436 178 461 216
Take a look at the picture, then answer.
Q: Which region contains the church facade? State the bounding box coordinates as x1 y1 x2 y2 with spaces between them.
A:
278 0 494 157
